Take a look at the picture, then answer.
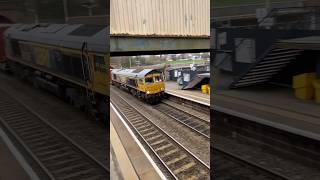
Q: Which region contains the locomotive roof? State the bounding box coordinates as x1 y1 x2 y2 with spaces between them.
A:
4 24 109 54
112 68 161 78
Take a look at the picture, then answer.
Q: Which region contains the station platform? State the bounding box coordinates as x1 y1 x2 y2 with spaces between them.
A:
165 81 210 106
0 128 37 180
214 85 320 141
110 103 164 180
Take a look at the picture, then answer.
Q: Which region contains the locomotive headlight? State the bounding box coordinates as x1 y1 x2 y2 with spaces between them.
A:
161 87 164 91
146 91 150 94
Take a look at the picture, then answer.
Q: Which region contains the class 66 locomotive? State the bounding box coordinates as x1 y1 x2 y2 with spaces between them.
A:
111 68 165 104
1 24 109 123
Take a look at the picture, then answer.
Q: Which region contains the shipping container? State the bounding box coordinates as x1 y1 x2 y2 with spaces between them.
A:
110 0 210 37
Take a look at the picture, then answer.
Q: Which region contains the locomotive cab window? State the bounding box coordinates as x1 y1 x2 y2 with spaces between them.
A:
154 76 162 82
94 55 107 72
145 77 153 84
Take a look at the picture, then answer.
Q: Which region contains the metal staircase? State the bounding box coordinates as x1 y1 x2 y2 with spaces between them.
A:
230 46 303 88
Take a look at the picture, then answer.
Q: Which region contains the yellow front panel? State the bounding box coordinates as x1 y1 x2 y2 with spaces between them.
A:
138 82 165 94
33 46 50 68
92 54 109 96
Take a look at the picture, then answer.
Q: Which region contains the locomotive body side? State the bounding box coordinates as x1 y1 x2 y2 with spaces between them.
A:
3 24 109 122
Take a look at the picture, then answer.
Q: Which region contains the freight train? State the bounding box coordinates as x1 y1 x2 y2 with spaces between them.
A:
0 24 109 123
111 68 165 103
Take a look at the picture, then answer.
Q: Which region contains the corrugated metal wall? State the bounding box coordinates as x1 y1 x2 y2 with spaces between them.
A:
110 0 210 37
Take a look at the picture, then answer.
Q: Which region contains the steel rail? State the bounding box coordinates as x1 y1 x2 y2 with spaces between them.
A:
0 89 109 180
111 89 210 180
214 146 292 180
155 102 210 139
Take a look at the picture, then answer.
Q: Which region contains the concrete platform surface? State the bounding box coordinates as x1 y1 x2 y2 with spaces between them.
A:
165 81 210 106
110 103 163 180
214 85 320 140
0 128 34 180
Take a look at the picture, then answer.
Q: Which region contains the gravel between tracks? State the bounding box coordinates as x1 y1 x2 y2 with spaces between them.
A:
111 86 210 166
161 99 210 122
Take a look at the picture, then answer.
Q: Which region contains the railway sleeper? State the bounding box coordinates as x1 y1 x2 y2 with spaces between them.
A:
166 154 188 166
12 124 44 133
32 143 64 153
58 168 96 180
143 131 162 141
18 129 48 138
0 103 21 109
161 148 179 158
22 132 50 141
154 143 173 152
0 107 22 114
130 119 144 124
140 130 157 137
5 118 36 127
124 112 138 116
3 116 32 123
123 111 138 116
43 154 80 165
173 161 196 175
134 121 149 128
27 139 60 149
23 135 52 144
41 152 75 162
36 147 70 157
52 163 90 174
126 114 140 119
150 139 167 147
138 127 154 134
146 134 162 141
47 157 83 169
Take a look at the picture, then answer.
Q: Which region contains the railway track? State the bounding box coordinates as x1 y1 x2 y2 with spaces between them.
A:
165 94 210 114
213 147 291 180
0 89 109 180
111 91 210 180
154 102 210 139
213 109 320 179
